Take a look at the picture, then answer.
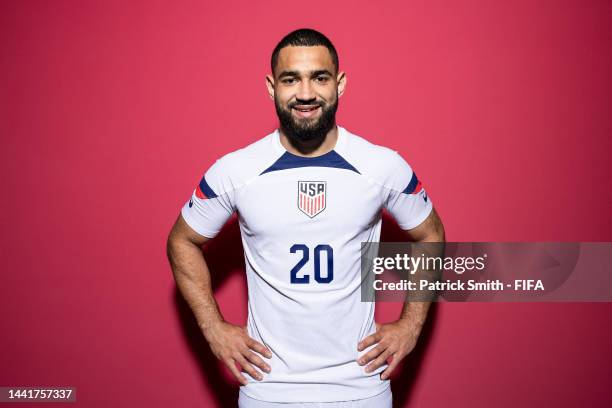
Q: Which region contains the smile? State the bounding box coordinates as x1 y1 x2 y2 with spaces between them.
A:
292 105 321 118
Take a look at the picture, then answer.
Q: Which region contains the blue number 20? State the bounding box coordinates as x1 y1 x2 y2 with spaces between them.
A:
290 244 334 284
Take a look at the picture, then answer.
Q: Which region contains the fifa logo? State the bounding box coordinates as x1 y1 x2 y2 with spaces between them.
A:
297 181 326 218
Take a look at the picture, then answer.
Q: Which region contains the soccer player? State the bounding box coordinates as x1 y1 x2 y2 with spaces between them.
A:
167 28 445 407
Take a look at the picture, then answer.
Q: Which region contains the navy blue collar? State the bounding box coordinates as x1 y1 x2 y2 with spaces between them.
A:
260 149 360 175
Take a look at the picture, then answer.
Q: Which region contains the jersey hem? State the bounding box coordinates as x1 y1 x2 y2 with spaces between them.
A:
238 381 391 404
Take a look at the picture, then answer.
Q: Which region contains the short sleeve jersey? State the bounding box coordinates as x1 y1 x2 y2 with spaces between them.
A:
180 125 433 403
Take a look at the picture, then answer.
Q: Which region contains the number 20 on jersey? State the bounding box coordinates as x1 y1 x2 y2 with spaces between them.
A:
290 244 334 283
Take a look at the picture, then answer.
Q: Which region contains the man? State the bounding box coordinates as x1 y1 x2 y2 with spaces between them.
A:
167 28 445 407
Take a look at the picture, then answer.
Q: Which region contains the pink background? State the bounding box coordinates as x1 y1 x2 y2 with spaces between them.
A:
1 0 611 407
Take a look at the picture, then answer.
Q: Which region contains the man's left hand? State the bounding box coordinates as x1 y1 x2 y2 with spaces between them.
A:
356 320 420 380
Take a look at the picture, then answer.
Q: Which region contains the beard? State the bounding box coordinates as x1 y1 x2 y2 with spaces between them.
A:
274 94 338 143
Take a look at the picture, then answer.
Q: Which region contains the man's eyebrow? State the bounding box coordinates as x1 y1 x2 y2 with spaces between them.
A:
277 69 334 79
277 70 299 79
310 69 333 77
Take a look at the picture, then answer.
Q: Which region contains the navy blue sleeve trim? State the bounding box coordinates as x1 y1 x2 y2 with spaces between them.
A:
198 176 218 198
401 172 419 194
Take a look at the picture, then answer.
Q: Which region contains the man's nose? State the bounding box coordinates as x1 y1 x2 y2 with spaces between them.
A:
296 80 316 101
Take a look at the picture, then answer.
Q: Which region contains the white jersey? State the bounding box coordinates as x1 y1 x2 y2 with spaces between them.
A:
180 125 433 403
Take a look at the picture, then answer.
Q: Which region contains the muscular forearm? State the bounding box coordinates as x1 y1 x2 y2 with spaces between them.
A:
397 218 445 336
398 301 430 336
166 237 224 334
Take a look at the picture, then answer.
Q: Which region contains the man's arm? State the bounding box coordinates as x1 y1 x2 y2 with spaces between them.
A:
166 214 272 385
166 214 221 333
357 207 445 380
398 206 445 331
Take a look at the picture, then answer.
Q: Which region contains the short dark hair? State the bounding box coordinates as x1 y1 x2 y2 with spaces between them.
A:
271 28 339 77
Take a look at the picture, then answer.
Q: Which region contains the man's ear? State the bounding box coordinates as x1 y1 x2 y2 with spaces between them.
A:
337 71 347 98
265 74 275 101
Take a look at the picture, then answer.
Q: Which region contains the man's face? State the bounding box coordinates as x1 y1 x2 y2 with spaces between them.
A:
267 45 346 142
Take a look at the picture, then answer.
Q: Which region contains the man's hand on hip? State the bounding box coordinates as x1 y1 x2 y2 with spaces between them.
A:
202 321 272 385
356 320 419 380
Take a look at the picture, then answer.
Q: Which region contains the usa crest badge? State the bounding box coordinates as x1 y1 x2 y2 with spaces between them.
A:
298 181 326 218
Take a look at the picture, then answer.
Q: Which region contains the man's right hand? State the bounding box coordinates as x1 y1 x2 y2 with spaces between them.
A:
202 320 272 385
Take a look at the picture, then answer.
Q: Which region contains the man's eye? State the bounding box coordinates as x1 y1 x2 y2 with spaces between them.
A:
283 78 296 84
316 76 329 83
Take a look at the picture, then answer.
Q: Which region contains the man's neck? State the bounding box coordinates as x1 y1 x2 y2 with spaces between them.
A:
278 125 339 157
